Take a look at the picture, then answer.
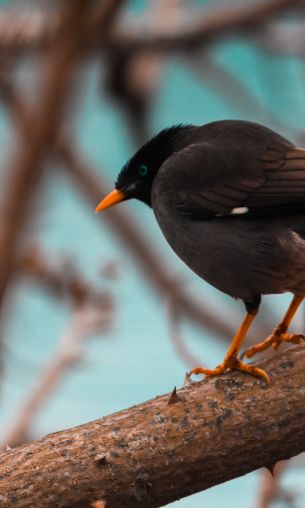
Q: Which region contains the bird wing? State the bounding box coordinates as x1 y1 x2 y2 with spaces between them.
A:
160 143 305 219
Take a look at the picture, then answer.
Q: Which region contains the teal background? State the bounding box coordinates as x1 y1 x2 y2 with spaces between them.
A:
1 1 305 506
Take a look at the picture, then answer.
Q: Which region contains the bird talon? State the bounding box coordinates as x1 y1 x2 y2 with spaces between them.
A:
189 357 269 383
242 331 305 359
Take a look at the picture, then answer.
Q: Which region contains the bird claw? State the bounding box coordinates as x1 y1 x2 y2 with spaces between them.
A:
242 332 305 359
188 356 270 384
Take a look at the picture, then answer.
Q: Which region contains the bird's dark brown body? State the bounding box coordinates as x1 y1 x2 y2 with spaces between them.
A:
152 203 305 303
96 120 305 381
150 121 305 306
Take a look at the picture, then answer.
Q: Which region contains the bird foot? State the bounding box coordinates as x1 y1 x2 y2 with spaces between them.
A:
242 329 305 359
189 356 270 384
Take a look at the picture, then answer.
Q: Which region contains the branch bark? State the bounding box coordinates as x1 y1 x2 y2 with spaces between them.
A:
1 344 305 508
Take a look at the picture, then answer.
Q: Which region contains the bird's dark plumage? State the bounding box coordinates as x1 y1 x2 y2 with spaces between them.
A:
96 120 305 382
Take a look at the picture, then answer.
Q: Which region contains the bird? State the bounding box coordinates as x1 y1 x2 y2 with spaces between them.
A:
95 120 305 383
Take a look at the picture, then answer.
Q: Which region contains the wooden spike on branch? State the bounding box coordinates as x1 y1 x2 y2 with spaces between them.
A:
1 344 305 507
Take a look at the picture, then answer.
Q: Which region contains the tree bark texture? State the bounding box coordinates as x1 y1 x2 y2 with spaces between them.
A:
1 344 305 507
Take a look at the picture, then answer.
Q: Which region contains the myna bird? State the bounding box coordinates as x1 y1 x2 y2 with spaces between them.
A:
96 120 305 383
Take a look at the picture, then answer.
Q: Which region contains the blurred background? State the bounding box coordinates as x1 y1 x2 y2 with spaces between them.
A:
0 0 305 506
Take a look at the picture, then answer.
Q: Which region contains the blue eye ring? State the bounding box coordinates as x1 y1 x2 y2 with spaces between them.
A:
138 164 148 176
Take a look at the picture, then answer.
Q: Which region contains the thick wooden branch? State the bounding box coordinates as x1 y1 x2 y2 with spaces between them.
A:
1 344 305 507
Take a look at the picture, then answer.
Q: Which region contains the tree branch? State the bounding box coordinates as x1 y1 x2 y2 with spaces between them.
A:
1 344 305 507
0 0 302 55
112 0 304 53
0 0 91 310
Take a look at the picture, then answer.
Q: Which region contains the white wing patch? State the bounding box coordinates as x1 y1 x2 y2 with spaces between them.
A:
230 207 249 215
215 206 249 218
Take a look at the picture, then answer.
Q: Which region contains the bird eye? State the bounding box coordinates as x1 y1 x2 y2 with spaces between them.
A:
138 165 148 176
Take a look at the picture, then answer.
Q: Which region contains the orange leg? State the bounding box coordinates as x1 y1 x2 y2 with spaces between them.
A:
190 310 270 383
243 294 305 359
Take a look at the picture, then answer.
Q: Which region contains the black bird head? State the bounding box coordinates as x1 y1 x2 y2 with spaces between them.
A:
96 125 193 212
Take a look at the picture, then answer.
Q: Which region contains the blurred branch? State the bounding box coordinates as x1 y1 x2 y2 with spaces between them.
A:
0 0 126 307
0 35 272 348
112 0 304 54
1 344 305 507
0 1 125 54
90 0 126 35
256 461 298 508
0 35 230 344
0 0 125 384
0 0 92 311
103 0 183 146
0 67 32 137
258 19 305 56
1 308 112 448
0 0 302 55
17 246 113 311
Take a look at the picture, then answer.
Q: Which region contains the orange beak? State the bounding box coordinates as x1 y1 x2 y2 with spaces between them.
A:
95 189 126 213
